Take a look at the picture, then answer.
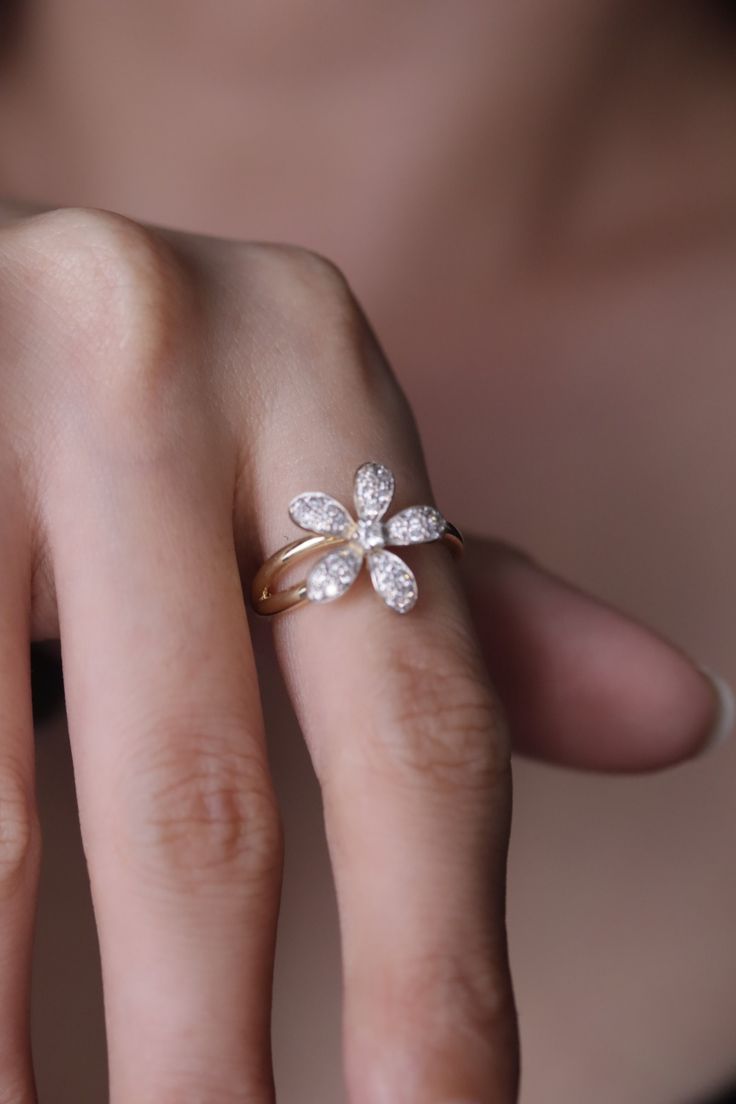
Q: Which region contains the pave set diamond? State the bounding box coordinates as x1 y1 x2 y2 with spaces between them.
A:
288 462 447 613
304 547 363 603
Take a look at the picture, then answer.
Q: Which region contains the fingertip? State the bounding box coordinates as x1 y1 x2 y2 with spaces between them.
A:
613 642 723 770
696 666 736 755
464 538 731 772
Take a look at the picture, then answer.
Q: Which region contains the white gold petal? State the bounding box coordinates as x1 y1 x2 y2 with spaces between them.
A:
368 549 418 613
354 463 395 522
386 505 446 546
289 492 352 536
306 547 363 603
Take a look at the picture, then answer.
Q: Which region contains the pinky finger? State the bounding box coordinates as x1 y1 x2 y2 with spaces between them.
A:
465 538 726 771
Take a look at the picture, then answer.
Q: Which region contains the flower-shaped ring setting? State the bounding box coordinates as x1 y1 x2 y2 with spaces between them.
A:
252 462 463 616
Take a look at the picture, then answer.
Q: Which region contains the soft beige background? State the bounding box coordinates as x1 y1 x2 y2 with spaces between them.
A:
4 1 735 1100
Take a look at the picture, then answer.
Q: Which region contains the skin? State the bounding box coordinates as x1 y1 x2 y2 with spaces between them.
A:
0 1 735 1100
0 204 722 1102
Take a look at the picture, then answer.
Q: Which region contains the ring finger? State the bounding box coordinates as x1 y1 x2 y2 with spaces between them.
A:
252 325 518 1101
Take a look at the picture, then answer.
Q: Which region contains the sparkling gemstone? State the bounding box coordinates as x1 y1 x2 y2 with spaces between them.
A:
306 547 363 603
289 492 351 536
368 549 418 613
386 505 446 546
356 518 386 551
354 462 395 521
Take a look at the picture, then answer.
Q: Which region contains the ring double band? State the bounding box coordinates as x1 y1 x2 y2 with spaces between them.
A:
252 462 463 616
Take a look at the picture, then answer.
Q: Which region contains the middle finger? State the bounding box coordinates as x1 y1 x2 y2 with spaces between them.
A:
45 375 281 1101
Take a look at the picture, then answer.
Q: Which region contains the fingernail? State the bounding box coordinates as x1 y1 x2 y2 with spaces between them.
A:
698 665 735 752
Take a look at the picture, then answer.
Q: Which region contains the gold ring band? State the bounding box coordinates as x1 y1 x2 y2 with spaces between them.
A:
252 522 464 616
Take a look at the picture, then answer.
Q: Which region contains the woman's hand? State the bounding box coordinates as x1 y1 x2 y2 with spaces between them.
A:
0 207 721 1103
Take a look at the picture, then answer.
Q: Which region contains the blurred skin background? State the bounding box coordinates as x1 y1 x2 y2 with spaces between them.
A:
1 1 736 1101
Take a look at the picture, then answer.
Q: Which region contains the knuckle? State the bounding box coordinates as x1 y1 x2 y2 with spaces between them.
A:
402 946 509 1043
3 207 190 409
367 628 510 793
250 242 355 312
245 242 395 402
389 945 518 1097
117 724 282 895
0 760 38 898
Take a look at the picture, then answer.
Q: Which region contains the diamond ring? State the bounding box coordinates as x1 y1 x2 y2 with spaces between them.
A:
252 462 463 616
